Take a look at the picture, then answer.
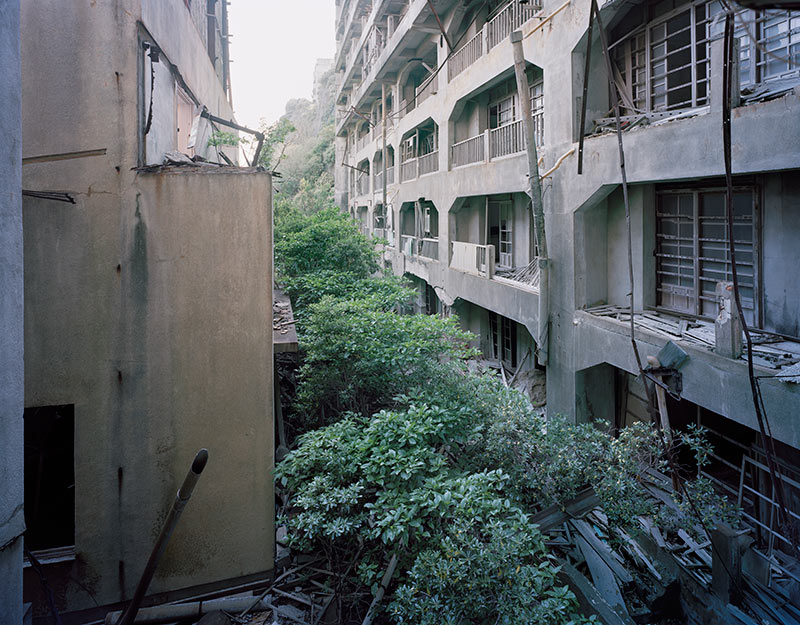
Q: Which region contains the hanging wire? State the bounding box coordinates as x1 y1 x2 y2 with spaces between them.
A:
719 6 798 553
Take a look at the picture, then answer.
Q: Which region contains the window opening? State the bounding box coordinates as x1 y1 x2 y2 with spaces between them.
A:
612 0 800 114
24 405 75 552
489 95 516 129
374 203 386 229
425 283 439 315
655 185 758 325
529 79 544 145
489 312 518 368
488 199 514 268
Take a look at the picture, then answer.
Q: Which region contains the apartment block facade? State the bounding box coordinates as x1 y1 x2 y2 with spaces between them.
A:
334 0 800 556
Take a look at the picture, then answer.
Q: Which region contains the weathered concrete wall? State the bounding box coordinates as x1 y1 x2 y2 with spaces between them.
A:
22 170 274 614
21 0 272 616
0 1 24 622
762 172 800 338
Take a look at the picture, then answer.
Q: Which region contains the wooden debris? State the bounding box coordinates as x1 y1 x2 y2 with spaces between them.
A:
576 534 629 614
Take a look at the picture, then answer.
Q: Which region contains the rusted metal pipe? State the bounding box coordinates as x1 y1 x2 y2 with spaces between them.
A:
116 449 209 625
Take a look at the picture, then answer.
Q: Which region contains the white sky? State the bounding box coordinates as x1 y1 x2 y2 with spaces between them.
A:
228 1 336 132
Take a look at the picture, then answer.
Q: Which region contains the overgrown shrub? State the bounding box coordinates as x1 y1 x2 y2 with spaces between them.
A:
296 298 477 422
275 207 378 280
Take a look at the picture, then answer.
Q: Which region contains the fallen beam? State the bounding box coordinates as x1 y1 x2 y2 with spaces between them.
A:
105 597 272 624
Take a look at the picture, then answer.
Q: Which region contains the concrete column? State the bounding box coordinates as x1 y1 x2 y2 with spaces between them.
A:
711 523 751 605
715 281 743 359
0 1 24 623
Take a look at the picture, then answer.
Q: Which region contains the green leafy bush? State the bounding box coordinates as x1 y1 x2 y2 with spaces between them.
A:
276 400 593 624
391 517 585 625
275 207 378 281
296 297 477 422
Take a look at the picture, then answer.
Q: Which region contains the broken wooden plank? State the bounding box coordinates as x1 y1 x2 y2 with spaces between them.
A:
727 604 760 625
530 488 600 532
677 529 712 568
559 562 637 625
272 588 314 607
570 519 633 584
575 535 629 615
614 527 662 581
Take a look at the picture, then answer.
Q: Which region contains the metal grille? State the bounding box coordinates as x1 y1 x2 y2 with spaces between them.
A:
613 1 800 113
656 187 757 324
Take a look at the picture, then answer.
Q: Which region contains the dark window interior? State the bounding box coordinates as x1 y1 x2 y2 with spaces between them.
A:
24 404 75 551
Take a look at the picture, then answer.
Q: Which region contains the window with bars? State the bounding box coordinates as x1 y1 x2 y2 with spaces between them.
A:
612 0 800 114
655 186 758 325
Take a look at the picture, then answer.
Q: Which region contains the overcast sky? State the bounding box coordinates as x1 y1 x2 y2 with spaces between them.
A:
228 1 336 131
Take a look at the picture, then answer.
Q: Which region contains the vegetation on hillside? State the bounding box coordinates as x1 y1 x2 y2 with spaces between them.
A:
256 68 337 221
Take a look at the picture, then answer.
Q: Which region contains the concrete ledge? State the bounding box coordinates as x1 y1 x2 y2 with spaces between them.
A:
573 311 800 448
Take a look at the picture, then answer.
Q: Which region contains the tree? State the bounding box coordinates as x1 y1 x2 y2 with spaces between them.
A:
257 117 295 172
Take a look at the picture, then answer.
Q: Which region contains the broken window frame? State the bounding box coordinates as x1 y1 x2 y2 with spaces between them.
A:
611 0 800 115
654 183 761 327
611 0 716 113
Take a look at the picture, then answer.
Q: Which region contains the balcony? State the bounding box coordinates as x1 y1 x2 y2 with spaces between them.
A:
400 158 417 182
486 111 543 160
401 235 439 260
448 30 483 81
450 241 495 278
447 0 540 83
373 165 395 191
418 151 439 176
355 132 371 153
357 173 370 195
414 74 438 106
487 0 539 49
489 119 525 159
451 134 485 168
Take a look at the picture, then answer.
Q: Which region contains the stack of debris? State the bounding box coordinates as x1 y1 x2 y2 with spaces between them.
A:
274 299 296 336
104 558 338 625
532 468 800 625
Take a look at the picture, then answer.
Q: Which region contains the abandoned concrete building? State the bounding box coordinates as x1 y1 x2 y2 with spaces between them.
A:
334 0 800 570
18 0 274 620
